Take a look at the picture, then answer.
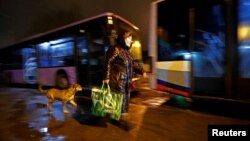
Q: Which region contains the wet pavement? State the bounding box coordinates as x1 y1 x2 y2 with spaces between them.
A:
0 86 250 141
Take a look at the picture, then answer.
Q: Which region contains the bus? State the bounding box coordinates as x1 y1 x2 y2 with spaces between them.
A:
149 0 250 105
0 12 143 89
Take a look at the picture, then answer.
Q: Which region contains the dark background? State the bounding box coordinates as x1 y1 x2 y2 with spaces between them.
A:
0 0 154 51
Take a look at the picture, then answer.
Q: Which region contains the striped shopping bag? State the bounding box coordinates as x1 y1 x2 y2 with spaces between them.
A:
91 83 123 120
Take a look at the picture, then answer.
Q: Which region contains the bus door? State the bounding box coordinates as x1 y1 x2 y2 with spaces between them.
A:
87 37 106 86
76 36 106 87
76 36 89 86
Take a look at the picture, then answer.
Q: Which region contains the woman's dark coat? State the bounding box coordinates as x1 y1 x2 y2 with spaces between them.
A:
104 45 144 113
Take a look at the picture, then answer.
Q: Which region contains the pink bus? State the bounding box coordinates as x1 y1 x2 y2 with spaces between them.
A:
0 12 143 89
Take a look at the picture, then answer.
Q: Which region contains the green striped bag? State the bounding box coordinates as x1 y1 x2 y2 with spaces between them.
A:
91 83 123 120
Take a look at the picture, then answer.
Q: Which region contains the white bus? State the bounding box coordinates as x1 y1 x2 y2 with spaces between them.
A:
149 0 250 103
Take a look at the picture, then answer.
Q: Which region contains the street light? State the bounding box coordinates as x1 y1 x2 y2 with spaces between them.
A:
131 40 142 60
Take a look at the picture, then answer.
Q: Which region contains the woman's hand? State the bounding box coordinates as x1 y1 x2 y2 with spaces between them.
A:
103 79 110 84
142 72 147 78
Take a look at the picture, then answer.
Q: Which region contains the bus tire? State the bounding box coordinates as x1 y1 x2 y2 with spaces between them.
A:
55 69 70 89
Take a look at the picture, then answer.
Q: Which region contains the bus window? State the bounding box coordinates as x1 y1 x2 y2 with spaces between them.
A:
37 36 74 67
77 36 88 65
192 1 226 97
37 42 50 67
238 0 250 78
22 48 37 84
194 3 225 77
157 1 190 61
12 49 23 70
237 0 250 98
50 41 74 67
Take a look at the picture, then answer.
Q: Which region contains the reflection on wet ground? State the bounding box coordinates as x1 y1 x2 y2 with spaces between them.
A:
0 88 69 140
0 88 144 141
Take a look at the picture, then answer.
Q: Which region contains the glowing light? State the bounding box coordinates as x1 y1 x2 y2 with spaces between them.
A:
132 40 141 48
38 42 50 50
79 29 85 33
239 45 250 49
238 25 250 41
131 40 142 60
49 37 73 45
108 19 113 24
82 48 88 53
107 16 113 25
39 127 48 133
183 53 191 60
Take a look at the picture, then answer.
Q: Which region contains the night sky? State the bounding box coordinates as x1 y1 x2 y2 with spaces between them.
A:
0 0 154 50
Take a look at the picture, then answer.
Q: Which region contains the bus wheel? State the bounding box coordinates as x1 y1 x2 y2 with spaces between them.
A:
55 69 69 89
